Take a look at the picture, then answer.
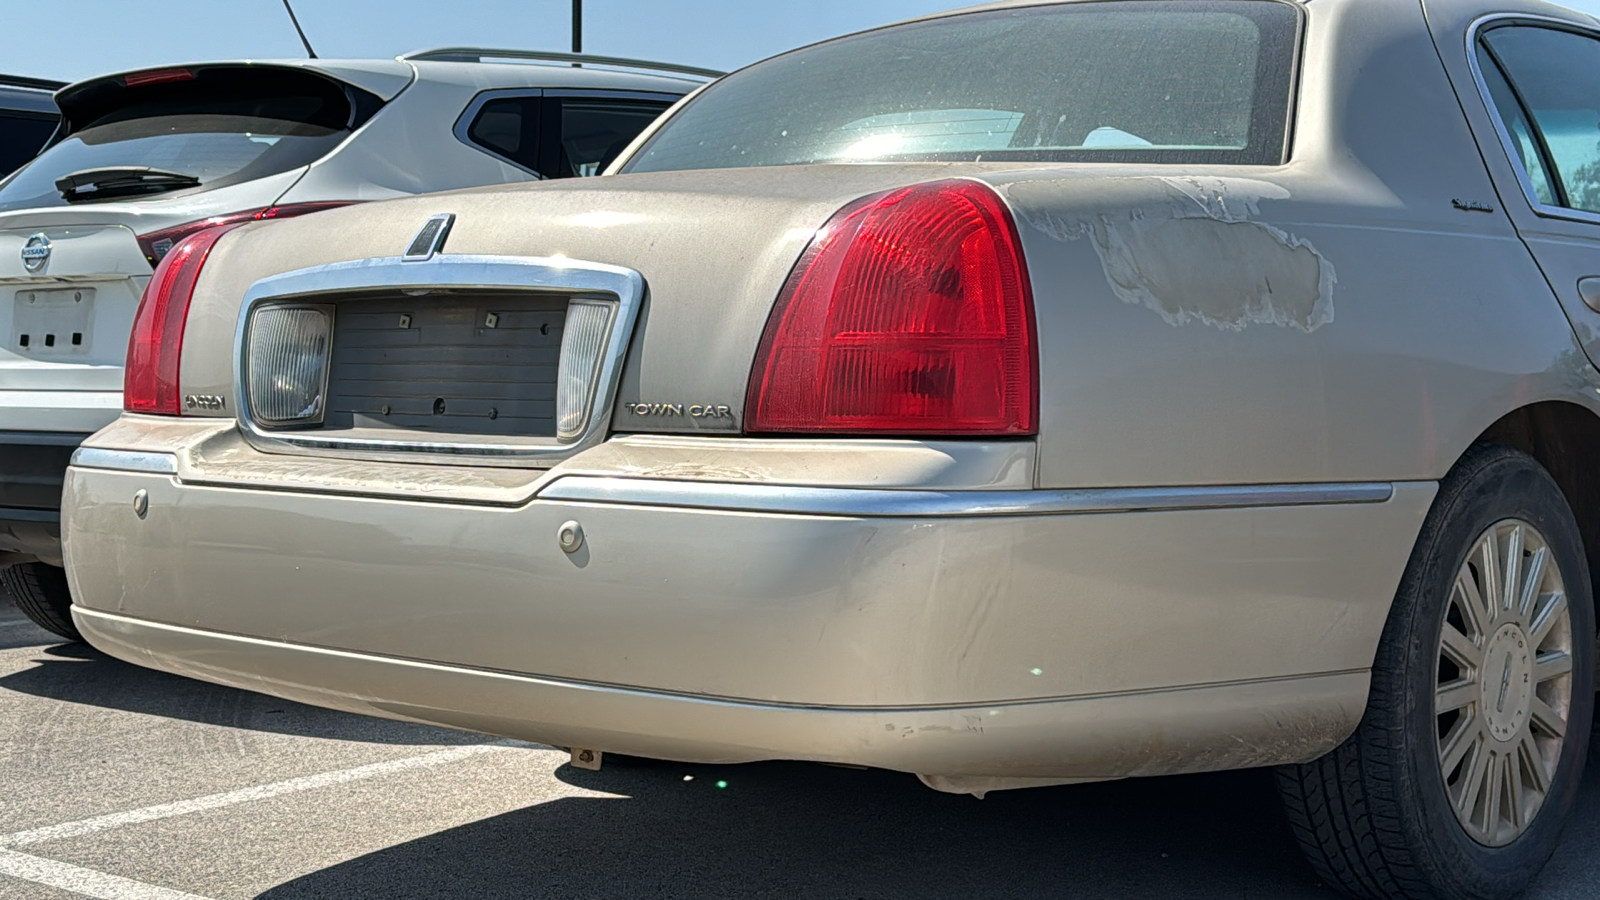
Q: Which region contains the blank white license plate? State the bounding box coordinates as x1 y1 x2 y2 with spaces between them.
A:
12 287 94 357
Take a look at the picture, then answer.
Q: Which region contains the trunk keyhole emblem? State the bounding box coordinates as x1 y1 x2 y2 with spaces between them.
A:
557 521 584 553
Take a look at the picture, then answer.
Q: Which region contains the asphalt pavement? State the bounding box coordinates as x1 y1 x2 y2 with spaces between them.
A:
4 601 1600 900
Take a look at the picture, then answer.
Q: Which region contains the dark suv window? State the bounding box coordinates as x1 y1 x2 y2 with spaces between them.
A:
0 112 56 177
625 0 1300 172
463 94 672 178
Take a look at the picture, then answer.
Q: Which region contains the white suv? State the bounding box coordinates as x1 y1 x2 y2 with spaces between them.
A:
0 50 713 639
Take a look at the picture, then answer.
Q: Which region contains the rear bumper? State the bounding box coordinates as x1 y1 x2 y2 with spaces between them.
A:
0 430 91 563
63 445 1437 783
76 605 1366 790
0 389 122 434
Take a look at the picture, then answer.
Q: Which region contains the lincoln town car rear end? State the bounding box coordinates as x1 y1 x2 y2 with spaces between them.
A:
58 0 1600 896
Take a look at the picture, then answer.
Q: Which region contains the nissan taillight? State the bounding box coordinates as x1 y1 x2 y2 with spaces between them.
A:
136 202 353 267
745 179 1037 435
124 226 237 415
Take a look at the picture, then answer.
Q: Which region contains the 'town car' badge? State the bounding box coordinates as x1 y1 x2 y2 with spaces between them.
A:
20 233 49 273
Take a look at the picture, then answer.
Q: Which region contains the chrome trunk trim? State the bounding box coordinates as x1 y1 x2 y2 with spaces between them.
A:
536 476 1399 517
233 254 644 468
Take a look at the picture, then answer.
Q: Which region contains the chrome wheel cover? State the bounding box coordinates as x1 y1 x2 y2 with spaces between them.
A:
1436 519 1574 847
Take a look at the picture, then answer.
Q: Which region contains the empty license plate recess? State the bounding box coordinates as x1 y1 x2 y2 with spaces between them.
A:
323 294 566 438
12 287 94 356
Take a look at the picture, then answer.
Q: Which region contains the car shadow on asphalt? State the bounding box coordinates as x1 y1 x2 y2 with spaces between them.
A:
0 625 483 747
257 758 1336 900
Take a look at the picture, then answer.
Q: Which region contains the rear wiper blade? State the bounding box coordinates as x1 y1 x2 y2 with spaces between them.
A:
56 166 202 201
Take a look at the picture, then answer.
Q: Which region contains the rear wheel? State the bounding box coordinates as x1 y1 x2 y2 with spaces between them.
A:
1278 445 1594 900
2 562 80 642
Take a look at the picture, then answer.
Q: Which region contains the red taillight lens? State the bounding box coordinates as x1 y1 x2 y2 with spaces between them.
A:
124 226 236 415
123 67 194 87
136 202 354 267
745 180 1037 435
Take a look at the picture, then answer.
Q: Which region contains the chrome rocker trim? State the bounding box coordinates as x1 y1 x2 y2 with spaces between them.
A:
536 476 1399 518
232 254 645 469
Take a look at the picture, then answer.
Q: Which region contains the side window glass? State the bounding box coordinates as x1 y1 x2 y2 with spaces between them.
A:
1477 47 1556 206
1483 26 1600 213
552 100 670 178
464 96 542 174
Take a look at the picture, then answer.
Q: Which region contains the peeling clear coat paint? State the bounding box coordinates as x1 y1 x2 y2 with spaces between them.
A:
1011 176 1337 333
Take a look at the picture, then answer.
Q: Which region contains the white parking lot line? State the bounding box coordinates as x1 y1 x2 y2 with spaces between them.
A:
0 847 217 900
1 740 523 848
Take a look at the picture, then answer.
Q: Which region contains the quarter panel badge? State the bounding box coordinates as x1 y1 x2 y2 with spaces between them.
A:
403 213 455 262
20 233 50 272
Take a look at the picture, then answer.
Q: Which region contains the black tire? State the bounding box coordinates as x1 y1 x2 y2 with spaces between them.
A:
1278 444 1595 900
2 562 81 642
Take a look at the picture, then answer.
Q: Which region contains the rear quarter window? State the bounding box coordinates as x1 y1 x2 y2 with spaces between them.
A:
625 0 1300 172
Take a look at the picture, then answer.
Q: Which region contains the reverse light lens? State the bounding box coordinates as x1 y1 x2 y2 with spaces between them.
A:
745 179 1037 435
137 202 354 267
555 300 616 441
124 226 238 414
247 306 333 426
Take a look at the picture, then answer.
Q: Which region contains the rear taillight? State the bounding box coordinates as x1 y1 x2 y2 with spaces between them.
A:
123 67 194 87
745 179 1037 435
124 226 237 415
136 202 354 267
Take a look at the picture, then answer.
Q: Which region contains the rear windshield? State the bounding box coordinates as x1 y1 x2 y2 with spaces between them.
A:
0 67 378 212
624 0 1300 172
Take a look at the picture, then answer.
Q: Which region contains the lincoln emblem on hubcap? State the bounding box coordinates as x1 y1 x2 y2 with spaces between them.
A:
1436 519 1574 847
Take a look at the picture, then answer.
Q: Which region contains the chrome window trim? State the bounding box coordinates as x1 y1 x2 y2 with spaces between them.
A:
70 448 178 475
536 476 1396 518
233 254 644 468
452 87 681 178
541 89 685 102
1466 12 1600 226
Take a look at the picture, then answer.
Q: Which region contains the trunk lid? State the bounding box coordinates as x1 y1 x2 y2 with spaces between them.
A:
182 164 1023 440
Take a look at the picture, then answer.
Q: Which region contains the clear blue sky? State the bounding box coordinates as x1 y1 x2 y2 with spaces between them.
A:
0 1 965 83
7 1 1600 85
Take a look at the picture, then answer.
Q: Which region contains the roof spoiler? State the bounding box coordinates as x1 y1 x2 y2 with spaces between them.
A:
401 48 723 80
0 74 66 93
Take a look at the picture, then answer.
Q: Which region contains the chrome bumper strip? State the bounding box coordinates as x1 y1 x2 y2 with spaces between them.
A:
536 476 1398 518
70 448 178 475
66 450 1402 517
